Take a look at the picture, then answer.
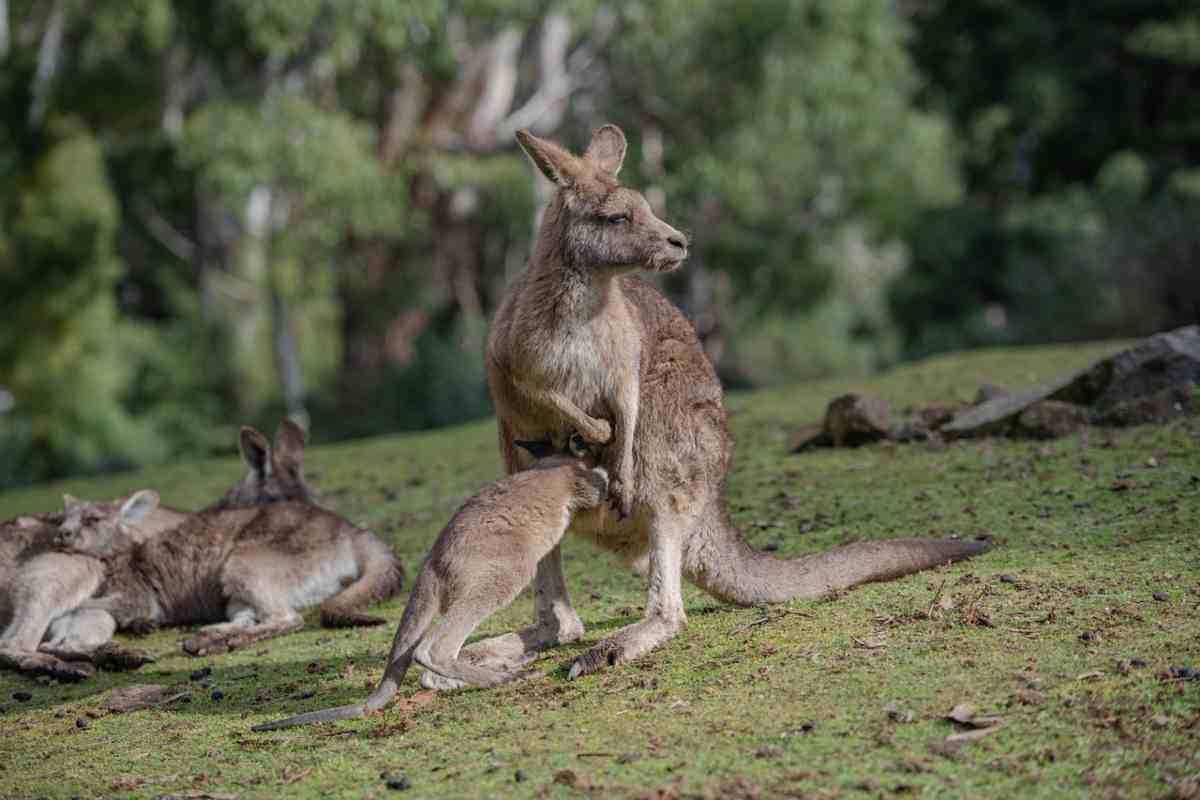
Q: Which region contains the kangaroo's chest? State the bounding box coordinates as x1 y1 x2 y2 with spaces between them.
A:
527 317 630 412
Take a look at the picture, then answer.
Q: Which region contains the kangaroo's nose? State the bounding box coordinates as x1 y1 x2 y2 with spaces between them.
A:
667 232 688 251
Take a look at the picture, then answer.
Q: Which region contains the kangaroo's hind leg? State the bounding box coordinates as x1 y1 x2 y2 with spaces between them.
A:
414 604 542 689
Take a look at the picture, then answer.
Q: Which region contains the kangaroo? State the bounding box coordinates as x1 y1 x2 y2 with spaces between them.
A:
447 124 990 684
250 439 608 731
49 486 405 657
0 420 326 678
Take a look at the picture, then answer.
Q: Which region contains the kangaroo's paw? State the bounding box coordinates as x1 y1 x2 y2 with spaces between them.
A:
566 616 684 681
1 649 96 682
183 619 304 656
92 642 154 671
419 670 468 691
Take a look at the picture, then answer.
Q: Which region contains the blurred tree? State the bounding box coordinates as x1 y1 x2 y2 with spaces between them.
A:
890 0 1200 358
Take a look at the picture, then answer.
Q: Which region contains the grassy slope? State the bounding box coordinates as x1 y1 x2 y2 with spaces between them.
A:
1 341 1197 799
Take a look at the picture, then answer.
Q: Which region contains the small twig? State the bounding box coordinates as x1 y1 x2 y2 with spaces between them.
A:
729 616 772 637
927 577 948 618
576 752 614 759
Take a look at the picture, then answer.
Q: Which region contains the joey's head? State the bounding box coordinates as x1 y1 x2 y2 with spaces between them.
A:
516 124 689 275
514 435 609 509
54 490 158 558
210 419 315 511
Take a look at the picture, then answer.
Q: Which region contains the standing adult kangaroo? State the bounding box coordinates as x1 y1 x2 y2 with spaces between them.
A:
467 124 990 682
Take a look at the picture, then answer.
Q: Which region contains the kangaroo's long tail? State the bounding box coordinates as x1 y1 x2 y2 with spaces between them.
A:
253 564 436 732
683 501 990 605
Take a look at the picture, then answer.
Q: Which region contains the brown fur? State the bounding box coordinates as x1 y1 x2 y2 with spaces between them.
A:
251 444 607 730
447 124 990 683
52 492 405 656
1 421 378 679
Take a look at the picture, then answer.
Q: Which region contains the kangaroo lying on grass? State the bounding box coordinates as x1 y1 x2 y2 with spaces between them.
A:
445 124 990 685
251 438 608 731
49 481 405 657
0 421 315 680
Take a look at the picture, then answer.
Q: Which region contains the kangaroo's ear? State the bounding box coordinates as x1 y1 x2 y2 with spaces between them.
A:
63 494 83 511
514 440 556 460
239 426 271 478
583 124 627 176
273 418 307 475
515 129 583 187
119 490 160 525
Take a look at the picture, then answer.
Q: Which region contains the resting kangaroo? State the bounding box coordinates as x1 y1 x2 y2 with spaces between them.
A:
50 484 405 656
251 438 608 731
453 124 990 683
0 421 315 679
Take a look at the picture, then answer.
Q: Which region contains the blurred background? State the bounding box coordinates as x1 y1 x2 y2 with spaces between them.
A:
1 0 1197 489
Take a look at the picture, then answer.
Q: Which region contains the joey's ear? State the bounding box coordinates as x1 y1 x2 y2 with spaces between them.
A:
119 490 160 525
273 418 307 474
63 494 83 511
239 426 271 478
514 440 556 460
583 124 627 176
515 129 582 187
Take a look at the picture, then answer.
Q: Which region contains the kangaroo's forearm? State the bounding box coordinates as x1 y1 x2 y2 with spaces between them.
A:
512 379 608 441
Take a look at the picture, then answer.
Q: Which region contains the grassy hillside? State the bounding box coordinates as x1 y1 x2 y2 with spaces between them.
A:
1 341 1198 799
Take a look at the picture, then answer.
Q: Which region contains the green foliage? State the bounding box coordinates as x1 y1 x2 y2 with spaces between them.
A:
0 127 161 482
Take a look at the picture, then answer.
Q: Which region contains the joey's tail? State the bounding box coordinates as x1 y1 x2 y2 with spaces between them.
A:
320 533 406 628
253 566 437 732
683 503 990 605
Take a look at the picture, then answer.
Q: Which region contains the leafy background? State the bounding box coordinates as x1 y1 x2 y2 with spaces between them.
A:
1 0 1197 488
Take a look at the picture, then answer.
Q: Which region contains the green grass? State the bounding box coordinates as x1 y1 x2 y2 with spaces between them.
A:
1 340 1198 799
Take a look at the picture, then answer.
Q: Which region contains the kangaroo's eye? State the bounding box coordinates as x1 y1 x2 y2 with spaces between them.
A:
605 213 630 225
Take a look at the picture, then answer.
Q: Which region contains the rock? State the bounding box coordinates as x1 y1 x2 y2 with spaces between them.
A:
942 385 1060 439
75 717 89 730
1154 592 1169 602
211 689 225 701
890 404 962 442
789 422 831 452
1049 325 1200 411
514 770 528 783
1092 384 1195 427
383 770 411 791
1015 400 1089 439
12 691 32 702
975 384 1011 404
824 394 891 447
189 667 212 682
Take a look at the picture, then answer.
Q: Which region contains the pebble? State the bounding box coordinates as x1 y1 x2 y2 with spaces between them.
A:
1153 592 1168 602
75 717 89 730
385 772 412 791
189 667 212 681
514 770 528 783
211 690 225 701
12 691 32 702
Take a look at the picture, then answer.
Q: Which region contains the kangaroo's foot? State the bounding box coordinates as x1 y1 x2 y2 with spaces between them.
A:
183 618 304 656
418 616 579 689
93 641 155 671
566 615 684 681
0 647 96 682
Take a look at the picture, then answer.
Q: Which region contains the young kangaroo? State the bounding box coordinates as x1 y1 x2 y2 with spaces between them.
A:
250 439 608 731
0 420 320 679
456 124 991 684
50 488 405 657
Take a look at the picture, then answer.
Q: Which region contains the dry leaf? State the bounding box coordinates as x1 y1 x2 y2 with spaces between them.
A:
282 768 313 784
392 689 438 714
